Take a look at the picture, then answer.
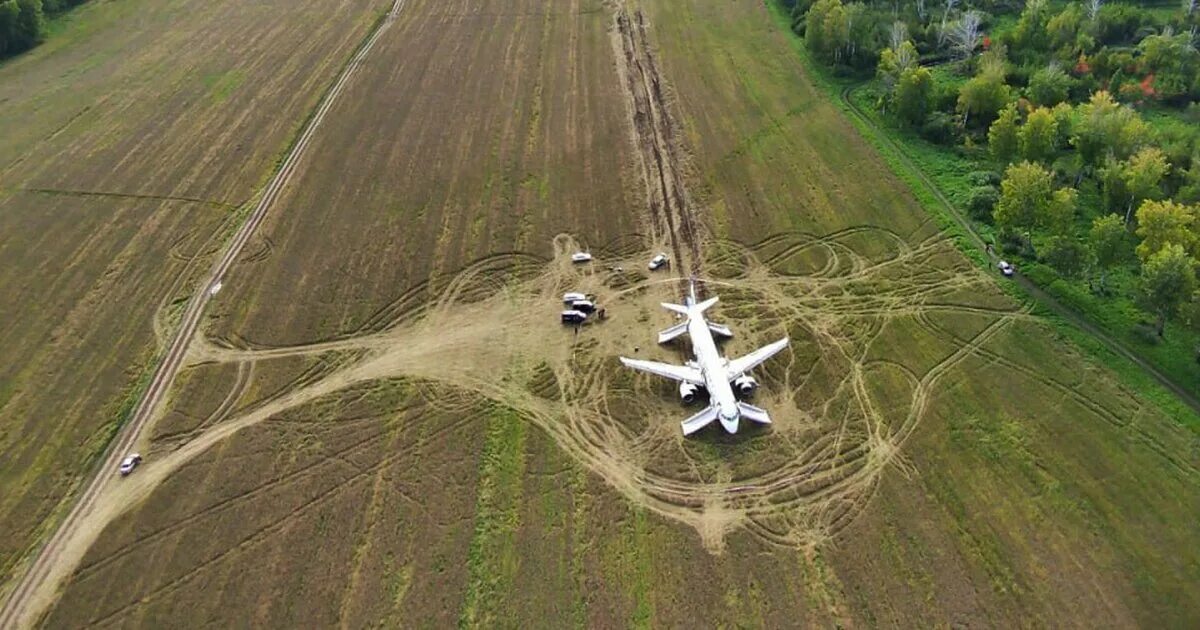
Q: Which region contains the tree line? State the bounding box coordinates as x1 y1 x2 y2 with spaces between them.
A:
792 0 1200 353
1 0 88 58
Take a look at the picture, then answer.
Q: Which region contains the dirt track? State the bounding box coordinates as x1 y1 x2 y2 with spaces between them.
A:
0 2 409 627
613 6 703 290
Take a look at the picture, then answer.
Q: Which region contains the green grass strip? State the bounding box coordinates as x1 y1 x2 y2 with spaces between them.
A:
459 404 528 629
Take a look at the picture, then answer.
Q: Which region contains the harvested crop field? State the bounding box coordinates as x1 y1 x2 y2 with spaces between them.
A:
0 0 384 597
3 0 1199 627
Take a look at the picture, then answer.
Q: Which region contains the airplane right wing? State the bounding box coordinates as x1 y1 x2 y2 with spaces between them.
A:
726 337 789 377
619 357 704 384
681 405 720 436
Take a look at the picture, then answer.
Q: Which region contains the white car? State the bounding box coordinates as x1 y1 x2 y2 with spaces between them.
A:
998 260 1014 277
119 453 142 476
571 300 596 313
562 292 587 304
648 253 669 270
571 252 593 263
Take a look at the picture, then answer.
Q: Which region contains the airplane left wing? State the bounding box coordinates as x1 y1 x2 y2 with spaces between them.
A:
726 338 789 377
619 357 704 384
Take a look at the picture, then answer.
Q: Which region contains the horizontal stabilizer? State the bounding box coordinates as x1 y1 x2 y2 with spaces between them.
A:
660 302 689 317
694 296 719 313
619 357 704 384
737 402 772 425
707 322 733 338
657 322 689 344
681 406 719 436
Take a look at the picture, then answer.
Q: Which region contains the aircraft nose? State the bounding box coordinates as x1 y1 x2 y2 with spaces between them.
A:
718 406 740 434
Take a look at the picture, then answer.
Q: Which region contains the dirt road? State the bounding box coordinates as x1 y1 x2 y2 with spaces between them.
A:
0 1 408 627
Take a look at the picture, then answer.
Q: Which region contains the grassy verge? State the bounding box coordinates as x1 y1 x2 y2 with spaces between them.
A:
459 404 528 628
764 0 1199 432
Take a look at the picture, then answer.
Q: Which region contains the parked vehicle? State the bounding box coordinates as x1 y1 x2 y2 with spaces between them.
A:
119 453 142 476
561 310 588 324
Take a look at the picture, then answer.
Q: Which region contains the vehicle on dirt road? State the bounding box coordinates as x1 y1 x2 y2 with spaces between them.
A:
648 253 669 270
118 454 142 476
998 260 1014 277
571 252 593 263
571 300 597 313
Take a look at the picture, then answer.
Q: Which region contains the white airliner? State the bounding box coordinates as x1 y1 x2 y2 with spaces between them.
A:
619 281 789 436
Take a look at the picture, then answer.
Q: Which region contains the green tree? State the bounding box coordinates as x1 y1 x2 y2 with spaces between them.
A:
1108 147 1170 223
1123 147 1169 221
988 103 1019 163
1010 0 1052 55
1028 64 1073 106
1139 243 1197 337
1135 199 1196 262
995 161 1076 235
1018 106 1059 163
877 39 918 90
1089 213 1129 291
1042 235 1091 278
893 66 933 125
0 0 44 56
806 0 849 63
1071 90 1150 168
1046 4 1084 52
1137 31 1200 102
957 70 1011 127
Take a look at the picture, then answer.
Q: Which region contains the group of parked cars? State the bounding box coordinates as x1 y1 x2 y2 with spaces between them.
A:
560 251 670 324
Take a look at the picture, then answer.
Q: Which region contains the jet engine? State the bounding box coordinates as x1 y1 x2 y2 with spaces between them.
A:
733 375 758 396
679 382 700 404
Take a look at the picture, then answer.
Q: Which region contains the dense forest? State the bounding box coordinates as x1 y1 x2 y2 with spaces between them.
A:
0 0 88 58
790 0 1200 382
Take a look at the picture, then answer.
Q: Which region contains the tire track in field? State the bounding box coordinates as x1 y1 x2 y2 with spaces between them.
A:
612 6 703 293
0 2 410 627
37 228 1138 602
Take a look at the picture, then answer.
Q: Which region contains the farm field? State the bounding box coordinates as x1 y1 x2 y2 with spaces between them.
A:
3 0 1199 627
0 0 384 597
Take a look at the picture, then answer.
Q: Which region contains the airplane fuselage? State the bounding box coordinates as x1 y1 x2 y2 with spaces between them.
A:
686 309 742 432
